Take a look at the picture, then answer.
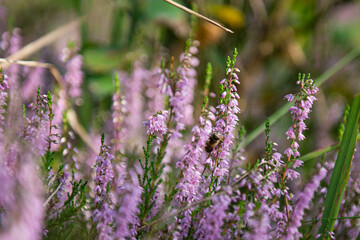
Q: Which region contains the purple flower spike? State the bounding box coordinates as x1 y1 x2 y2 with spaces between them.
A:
143 110 168 144
284 76 318 159
92 138 115 239
194 194 231 240
114 171 142 239
284 167 327 239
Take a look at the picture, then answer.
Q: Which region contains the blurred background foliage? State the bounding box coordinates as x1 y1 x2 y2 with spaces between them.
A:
1 0 360 173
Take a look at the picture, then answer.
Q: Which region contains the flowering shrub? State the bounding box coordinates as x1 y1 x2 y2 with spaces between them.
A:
0 23 360 240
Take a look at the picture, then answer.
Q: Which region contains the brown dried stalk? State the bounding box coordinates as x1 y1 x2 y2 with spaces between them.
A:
163 0 234 33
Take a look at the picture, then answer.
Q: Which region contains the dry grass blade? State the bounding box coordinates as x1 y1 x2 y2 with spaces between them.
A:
0 18 83 69
0 58 64 88
163 0 234 33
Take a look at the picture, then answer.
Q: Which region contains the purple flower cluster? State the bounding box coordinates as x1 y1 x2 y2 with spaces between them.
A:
284 166 327 239
173 114 212 237
61 47 84 103
114 171 142 239
1 28 21 89
143 110 168 144
92 139 115 239
0 71 9 139
157 40 199 139
23 91 50 156
120 62 150 147
210 57 241 182
0 149 44 240
194 194 231 240
284 76 319 163
145 70 165 118
112 73 128 155
172 41 199 128
21 67 45 102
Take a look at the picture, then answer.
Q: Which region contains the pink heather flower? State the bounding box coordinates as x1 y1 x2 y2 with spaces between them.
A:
194 194 231 240
284 94 294 102
156 67 172 96
64 53 83 101
55 171 71 203
115 171 142 239
210 54 240 183
0 72 9 139
143 110 168 144
167 40 199 138
282 75 318 186
0 31 10 50
0 166 15 227
173 114 212 237
5 28 21 89
51 89 67 152
24 92 50 156
21 67 45 102
3 29 22 127
284 76 318 159
145 69 165 118
284 167 327 239
112 73 128 154
92 138 115 239
119 62 149 148
243 212 270 240
0 151 44 240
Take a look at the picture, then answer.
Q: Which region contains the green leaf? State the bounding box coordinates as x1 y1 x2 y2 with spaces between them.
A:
318 93 360 237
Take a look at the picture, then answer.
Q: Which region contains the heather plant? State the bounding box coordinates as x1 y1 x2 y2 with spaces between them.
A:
1 6 360 240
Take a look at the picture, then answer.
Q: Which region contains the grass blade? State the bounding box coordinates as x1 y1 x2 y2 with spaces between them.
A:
318 93 360 237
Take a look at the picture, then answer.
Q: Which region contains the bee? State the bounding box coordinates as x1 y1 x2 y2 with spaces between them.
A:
205 133 222 153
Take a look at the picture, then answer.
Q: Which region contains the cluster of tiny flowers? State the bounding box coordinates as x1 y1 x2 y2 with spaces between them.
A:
157 41 199 139
61 130 79 169
21 67 45 102
275 76 319 237
0 152 44 240
1 28 21 89
155 66 171 96
172 40 199 128
239 161 276 239
24 91 50 156
284 75 319 165
92 141 115 239
0 71 9 138
242 208 270 240
284 166 327 239
145 69 165 118
0 165 15 229
55 171 71 209
112 73 128 155
115 171 142 239
173 113 212 238
194 194 231 240
211 56 241 181
120 63 149 146
61 47 84 102
143 110 168 144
